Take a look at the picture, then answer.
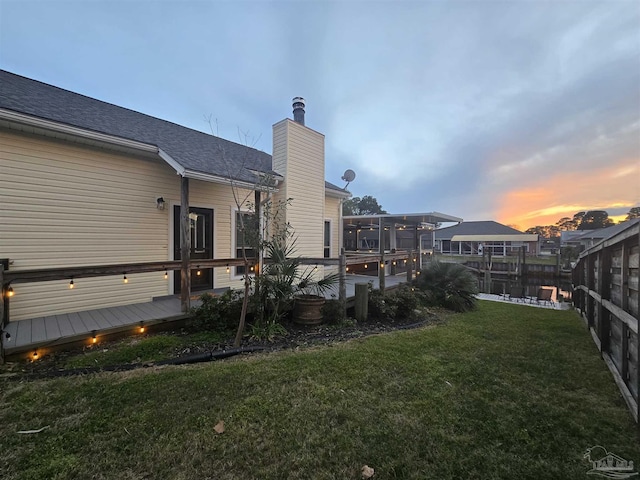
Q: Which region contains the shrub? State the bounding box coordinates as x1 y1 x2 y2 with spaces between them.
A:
321 298 346 324
387 284 421 319
414 261 478 312
368 283 397 321
190 290 243 333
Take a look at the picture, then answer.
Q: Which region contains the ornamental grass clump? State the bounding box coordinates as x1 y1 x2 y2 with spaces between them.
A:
415 261 478 312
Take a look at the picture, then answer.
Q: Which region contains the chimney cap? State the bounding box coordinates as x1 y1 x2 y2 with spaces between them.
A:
292 97 306 125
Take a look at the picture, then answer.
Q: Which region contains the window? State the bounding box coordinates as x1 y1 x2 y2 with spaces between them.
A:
324 221 331 258
235 211 256 276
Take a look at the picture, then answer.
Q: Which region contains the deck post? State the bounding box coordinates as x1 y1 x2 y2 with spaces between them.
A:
0 267 5 364
180 176 191 312
339 249 347 314
354 283 368 322
379 252 386 294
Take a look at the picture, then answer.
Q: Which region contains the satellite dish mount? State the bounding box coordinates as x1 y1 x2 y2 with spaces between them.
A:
341 169 356 189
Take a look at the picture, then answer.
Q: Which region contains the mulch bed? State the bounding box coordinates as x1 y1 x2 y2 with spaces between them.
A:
1 309 452 379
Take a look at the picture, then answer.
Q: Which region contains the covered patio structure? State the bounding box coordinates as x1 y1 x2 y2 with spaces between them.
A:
343 212 462 270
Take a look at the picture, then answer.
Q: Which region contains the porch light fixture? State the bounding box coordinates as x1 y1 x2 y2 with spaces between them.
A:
380 262 384 269
364 263 368 269
164 270 168 280
346 266 349 272
392 261 396 266
196 266 201 276
226 264 230 273
4 332 10 341
69 279 75 289
156 197 166 210
7 286 14 298
123 274 128 284
250 265 254 272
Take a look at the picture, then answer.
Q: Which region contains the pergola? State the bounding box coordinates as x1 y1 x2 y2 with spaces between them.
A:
343 212 463 258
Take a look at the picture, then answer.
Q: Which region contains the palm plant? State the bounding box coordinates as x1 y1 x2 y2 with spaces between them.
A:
415 261 478 312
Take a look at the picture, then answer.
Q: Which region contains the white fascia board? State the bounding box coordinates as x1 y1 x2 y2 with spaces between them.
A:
0 108 158 153
157 148 185 176
326 187 351 199
183 169 278 192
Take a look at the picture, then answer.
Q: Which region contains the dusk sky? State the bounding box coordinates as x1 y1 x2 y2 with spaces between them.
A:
1 0 638 230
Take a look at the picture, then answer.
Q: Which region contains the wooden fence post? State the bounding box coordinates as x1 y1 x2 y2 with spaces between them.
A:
339 250 347 316
354 283 368 322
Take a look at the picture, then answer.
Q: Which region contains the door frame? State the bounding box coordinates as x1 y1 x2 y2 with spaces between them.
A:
169 201 217 295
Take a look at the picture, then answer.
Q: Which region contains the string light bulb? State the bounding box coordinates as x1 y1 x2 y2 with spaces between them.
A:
123 274 128 284
69 279 75 289
364 264 368 269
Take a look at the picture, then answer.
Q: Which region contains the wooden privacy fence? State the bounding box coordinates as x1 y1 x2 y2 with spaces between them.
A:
573 220 640 422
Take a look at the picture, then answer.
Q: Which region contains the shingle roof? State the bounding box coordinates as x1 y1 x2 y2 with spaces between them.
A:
569 219 640 242
0 70 339 192
435 221 522 239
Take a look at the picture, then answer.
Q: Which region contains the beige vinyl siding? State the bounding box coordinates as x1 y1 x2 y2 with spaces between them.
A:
0 130 247 321
324 196 342 276
271 120 325 278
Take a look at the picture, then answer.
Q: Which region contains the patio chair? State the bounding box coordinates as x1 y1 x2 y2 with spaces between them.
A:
530 288 553 306
505 286 526 303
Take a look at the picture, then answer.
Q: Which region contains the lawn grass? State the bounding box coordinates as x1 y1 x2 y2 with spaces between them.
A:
1 301 638 479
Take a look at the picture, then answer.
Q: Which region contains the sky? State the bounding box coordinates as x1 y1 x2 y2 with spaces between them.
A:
1 0 638 230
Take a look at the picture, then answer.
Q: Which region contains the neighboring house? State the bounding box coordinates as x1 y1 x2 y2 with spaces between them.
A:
0 71 349 322
564 220 640 252
434 221 539 256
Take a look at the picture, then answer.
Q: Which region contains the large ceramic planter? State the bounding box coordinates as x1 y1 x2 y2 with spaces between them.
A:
293 295 325 326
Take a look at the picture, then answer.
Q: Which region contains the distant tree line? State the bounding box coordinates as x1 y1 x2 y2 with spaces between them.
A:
342 195 387 216
525 207 639 238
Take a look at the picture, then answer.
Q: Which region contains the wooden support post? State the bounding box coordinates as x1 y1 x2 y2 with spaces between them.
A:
339 249 347 315
180 176 191 312
0 268 5 364
597 251 609 353
379 252 386 294
354 283 368 322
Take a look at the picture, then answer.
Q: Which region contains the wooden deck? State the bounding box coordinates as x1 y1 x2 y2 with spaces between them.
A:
2 274 409 359
3 298 188 357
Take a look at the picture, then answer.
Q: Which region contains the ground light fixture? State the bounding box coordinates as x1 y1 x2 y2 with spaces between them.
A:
139 322 145 334
32 350 38 360
91 331 97 344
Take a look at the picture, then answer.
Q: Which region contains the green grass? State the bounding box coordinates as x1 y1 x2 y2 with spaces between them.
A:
1 301 638 479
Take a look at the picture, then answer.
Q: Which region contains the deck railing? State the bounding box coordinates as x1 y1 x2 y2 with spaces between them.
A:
1 251 417 360
572 220 639 422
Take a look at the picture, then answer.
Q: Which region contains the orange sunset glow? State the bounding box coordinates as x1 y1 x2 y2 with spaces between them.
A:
497 159 639 230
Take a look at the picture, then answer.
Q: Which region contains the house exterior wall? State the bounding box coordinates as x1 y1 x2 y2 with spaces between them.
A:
0 130 248 321
324 196 342 276
272 119 326 277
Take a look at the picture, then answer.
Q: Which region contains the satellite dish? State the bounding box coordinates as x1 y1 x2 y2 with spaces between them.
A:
341 169 356 189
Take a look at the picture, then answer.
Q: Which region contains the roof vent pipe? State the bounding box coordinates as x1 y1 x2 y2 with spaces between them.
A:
292 97 305 125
